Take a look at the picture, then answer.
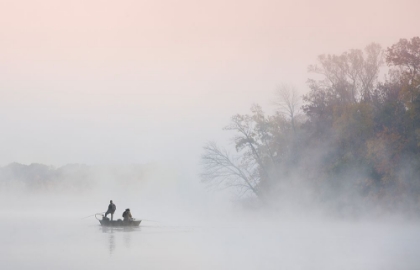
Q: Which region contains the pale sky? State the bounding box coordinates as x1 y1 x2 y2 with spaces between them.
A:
0 0 419 167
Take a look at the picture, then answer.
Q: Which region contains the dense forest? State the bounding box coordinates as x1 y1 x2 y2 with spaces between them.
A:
202 37 420 214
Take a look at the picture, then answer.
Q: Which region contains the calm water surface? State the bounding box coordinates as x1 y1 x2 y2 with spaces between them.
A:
1 216 420 270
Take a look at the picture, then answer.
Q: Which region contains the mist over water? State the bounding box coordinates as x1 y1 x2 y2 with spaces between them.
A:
1 0 420 269
3 214 420 270
0 163 419 270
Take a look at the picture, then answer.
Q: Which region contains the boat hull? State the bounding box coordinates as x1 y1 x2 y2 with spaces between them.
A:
99 219 141 227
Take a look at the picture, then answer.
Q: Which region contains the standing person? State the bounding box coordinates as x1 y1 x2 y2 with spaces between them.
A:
122 208 133 222
105 200 116 221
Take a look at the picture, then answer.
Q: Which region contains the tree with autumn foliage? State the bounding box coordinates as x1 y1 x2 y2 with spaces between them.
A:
201 37 420 214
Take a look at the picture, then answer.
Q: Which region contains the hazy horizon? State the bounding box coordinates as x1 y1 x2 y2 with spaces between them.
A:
1 2 420 268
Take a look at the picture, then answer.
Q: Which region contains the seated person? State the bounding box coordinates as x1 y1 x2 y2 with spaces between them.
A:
122 208 133 222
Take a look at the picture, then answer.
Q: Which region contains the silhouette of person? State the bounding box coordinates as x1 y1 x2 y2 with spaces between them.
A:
122 208 133 222
105 200 116 221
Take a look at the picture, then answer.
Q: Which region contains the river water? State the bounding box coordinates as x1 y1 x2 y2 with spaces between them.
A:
1 214 420 270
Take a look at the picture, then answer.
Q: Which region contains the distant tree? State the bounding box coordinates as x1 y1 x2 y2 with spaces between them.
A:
333 102 374 152
386 37 420 127
274 85 302 134
299 43 386 197
201 104 296 197
366 128 405 183
224 105 274 181
201 37 420 213
307 43 383 103
386 37 420 85
201 142 260 197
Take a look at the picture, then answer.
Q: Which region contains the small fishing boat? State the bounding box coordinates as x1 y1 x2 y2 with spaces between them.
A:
95 214 141 227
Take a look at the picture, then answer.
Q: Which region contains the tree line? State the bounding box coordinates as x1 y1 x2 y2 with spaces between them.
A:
201 37 420 213
0 163 150 192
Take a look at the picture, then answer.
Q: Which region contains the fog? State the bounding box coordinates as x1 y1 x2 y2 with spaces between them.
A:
1 0 419 166
1 0 420 269
1 163 420 269
3 216 420 270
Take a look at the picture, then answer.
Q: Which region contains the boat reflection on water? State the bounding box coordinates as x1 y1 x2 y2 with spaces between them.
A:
103 227 116 255
101 225 140 255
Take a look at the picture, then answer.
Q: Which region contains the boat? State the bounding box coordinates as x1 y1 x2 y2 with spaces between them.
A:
95 214 141 227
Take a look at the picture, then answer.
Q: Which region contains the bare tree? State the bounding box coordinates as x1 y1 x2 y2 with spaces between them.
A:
360 43 383 101
307 43 383 103
274 85 301 133
224 107 276 180
201 106 290 198
201 142 260 197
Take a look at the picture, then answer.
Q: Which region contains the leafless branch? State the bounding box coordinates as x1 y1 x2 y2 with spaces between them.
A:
200 142 260 197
